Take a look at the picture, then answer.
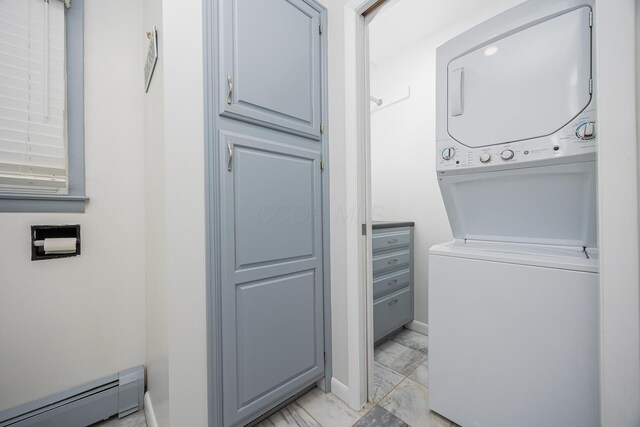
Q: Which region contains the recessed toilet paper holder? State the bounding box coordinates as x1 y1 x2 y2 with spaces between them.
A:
31 225 81 261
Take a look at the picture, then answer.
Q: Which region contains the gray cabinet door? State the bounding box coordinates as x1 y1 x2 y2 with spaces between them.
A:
220 129 324 426
219 0 322 139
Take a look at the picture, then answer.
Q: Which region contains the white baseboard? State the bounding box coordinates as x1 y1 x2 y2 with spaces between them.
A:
144 392 158 427
406 320 428 336
330 377 350 405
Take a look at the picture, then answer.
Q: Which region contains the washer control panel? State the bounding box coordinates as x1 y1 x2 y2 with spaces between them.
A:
437 110 597 172
575 121 596 140
441 147 456 160
500 149 514 160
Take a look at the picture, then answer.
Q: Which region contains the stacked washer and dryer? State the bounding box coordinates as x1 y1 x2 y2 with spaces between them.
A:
429 1 599 426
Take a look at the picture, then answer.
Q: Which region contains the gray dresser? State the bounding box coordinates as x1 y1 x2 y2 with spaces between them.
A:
372 222 415 344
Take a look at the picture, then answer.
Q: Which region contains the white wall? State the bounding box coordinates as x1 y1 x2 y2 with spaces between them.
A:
0 0 146 411
143 0 208 426
318 0 351 390
143 0 170 425
368 42 452 326
141 0 208 425
161 0 208 424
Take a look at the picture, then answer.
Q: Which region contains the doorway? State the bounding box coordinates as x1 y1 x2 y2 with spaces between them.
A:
360 1 464 423
343 1 640 426
364 2 448 417
360 1 603 426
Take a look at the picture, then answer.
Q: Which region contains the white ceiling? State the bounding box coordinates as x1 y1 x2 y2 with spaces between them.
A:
368 0 525 64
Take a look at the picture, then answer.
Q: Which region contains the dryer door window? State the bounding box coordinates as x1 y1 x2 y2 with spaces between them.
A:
447 7 592 148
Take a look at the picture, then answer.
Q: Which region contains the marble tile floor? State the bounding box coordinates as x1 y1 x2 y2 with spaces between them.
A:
91 410 147 427
88 330 448 427
256 328 457 427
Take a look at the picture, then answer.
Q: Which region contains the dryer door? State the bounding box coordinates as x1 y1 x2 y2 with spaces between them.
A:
447 6 592 148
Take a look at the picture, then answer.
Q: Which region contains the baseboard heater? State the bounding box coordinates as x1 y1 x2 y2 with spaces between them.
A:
0 366 144 427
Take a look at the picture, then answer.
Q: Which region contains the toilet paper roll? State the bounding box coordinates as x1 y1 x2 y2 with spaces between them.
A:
43 238 77 254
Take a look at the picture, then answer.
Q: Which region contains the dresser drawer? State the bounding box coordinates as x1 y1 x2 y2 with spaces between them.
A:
374 288 412 342
373 269 411 299
373 229 411 252
373 250 410 276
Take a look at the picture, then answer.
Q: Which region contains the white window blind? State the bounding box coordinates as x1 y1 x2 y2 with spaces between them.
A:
0 0 67 194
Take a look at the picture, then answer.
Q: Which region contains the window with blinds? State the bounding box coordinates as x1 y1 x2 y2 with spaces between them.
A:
0 0 67 194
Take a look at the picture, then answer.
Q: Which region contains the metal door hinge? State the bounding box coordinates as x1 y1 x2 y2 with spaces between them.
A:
320 160 325 171
589 78 593 94
319 24 323 35
589 10 593 27
323 352 326 363
361 224 366 236
320 123 324 134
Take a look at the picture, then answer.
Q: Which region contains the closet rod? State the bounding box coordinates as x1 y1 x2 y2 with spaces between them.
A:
362 0 390 17
46 0 71 8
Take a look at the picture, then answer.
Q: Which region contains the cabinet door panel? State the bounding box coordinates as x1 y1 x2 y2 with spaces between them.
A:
220 129 324 426
220 0 322 139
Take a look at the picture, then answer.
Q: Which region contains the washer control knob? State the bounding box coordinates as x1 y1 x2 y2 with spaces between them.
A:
501 149 514 161
576 121 596 140
479 153 492 164
441 147 455 160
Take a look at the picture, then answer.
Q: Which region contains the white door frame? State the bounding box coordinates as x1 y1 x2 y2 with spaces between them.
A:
342 0 640 424
343 0 374 411
594 1 640 426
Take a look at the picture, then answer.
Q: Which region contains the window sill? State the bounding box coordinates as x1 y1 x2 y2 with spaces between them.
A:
0 194 89 213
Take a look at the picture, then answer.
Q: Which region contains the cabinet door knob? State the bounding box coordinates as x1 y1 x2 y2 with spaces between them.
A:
388 279 398 286
387 238 398 244
388 259 398 265
388 298 398 305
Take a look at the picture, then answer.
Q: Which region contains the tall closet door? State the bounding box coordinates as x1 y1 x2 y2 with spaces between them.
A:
220 130 324 426
216 1 326 425
220 0 322 139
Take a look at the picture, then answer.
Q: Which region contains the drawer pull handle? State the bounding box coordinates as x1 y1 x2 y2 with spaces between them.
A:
388 279 398 286
387 238 398 244
389 298 398 305
388 259 398 265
